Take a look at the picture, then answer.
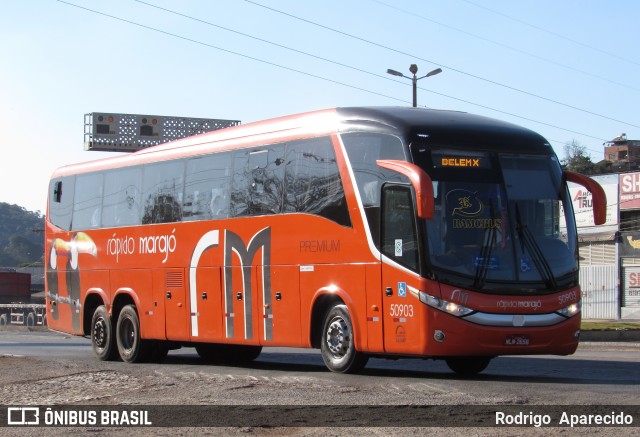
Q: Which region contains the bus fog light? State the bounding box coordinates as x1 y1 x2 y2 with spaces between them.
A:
434 330 445 342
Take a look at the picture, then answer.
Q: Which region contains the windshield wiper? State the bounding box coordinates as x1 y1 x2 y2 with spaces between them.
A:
473 201 497 289
514 204 557 289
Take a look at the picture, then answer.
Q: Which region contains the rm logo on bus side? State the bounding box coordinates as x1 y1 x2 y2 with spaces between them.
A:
189 227 272 341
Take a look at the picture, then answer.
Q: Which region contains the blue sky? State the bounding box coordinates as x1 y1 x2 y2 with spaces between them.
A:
1 0 638 213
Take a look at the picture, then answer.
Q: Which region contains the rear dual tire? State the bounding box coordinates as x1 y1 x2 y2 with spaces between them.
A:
116 304 150 363
92 304 160 363
91 305 118 361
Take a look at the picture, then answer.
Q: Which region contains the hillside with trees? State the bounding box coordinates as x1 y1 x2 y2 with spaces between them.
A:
0 203 44 267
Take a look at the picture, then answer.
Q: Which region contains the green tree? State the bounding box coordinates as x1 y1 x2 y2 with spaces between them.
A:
561 140 594 174
592 159 613 175
4 235 42 265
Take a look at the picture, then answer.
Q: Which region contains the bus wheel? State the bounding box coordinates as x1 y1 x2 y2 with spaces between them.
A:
91 305 117 361
116 305 149 363
445 357 492 376
147 341 170 363
195 344 222 362
320 304 368 373
226 345 262 362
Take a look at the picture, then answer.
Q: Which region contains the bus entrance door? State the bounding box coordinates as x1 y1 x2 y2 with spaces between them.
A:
381 184 422 354
381 263 421 355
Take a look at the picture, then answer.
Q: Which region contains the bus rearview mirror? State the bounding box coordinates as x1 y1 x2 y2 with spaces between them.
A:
376 160 434 220
564 170 607 225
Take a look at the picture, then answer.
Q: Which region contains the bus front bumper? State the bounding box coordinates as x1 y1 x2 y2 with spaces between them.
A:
425 309 581 357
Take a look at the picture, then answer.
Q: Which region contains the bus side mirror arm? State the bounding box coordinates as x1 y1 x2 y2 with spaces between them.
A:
564 170 607 225
376 160 434 220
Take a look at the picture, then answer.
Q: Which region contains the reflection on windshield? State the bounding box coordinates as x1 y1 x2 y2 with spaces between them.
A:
424 152 578 293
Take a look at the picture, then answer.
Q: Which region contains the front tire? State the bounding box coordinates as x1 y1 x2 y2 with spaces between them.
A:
320 304 368 373
445 357 492 376
116 305 149 363
91 305 118 361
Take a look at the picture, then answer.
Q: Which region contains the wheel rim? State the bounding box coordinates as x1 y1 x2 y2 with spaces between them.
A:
326 317 350 358
93 317 108 349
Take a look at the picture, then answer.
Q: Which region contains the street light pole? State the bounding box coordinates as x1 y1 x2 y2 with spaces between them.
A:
409 64 419 108
387 64 442 107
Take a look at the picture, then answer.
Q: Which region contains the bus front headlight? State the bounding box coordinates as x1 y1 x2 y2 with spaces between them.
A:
556 300 581 317
419 291 474 317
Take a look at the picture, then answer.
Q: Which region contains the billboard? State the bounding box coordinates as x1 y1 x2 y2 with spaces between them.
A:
565 174 618 234
620 172 640 210
84 112 241 152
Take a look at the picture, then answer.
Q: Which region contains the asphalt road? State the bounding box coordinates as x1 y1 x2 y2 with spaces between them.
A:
1 328 639 436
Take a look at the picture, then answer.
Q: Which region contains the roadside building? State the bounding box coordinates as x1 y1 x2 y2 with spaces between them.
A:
565 169 640 319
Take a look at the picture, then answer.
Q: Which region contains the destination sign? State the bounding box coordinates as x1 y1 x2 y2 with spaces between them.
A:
441 158 480 167
433 153 489 169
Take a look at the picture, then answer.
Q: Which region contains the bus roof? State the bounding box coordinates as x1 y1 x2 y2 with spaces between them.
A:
51 106 551 178
336 107 551 152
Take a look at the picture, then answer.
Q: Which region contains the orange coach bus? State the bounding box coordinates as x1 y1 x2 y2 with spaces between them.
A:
45 106 606 375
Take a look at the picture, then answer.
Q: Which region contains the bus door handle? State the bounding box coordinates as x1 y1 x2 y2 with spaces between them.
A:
201 292 207 300
385 287 393 297
275 292 282 301
236 292 243 301
166 291 172 299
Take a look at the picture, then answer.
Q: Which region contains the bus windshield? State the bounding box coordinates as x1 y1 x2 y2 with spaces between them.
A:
416 148 578 294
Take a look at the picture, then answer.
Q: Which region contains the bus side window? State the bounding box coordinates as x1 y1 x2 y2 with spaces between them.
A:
342 133 406 207
231 150 251 217
381 185 419 271
341 132 407 244
102 167 141 227
283 137 351 227
142 160 185 224
72 173 103 230
249 146 285 215
49 176 75 231
231 145 286 217
184 152 232 221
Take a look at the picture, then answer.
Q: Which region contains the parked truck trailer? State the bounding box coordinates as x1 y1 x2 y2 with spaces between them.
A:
0 270 46 326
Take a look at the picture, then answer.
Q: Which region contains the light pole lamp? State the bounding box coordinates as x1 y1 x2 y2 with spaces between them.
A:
387 64 442 107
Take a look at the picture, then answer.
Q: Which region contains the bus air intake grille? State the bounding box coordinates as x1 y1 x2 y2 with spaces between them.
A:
166 271 184 288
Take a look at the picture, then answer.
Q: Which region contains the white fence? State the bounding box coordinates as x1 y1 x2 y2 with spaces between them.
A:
579 265 619 319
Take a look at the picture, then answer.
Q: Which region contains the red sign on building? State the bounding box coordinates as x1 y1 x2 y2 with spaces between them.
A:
620 172 640 210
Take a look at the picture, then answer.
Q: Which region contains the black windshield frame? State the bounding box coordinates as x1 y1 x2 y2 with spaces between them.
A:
411 143 579 295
